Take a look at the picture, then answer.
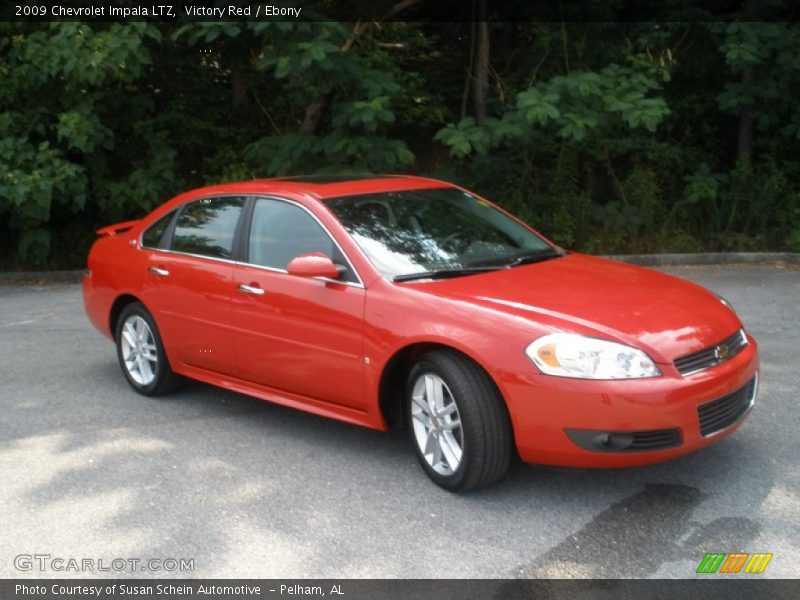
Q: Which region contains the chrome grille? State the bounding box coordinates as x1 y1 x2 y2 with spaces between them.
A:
697 375 757 437
674 329 748 376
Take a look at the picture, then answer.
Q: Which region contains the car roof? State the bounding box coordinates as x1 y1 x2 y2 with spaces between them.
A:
178 174 453 202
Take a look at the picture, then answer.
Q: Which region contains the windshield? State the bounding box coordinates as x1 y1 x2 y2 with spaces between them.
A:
324 187 559 279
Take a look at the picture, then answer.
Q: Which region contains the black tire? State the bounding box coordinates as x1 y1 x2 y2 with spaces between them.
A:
406 349 513 492
115 301 183 396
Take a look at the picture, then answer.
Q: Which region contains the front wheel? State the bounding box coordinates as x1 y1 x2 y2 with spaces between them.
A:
115 302 182 396
406 350 513 492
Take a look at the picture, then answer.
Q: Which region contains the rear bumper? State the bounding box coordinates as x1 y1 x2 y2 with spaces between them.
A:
82 271 113 339
503 334 760 467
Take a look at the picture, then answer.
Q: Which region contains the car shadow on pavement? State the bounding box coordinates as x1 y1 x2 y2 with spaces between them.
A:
8 372 777 578
509 482 761 578
4 271 795 577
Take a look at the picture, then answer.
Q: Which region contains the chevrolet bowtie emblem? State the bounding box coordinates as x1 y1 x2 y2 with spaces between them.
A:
715 344 730 360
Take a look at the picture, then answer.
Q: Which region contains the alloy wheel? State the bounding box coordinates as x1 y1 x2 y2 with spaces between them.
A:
120 315 158 386
410 372 464 475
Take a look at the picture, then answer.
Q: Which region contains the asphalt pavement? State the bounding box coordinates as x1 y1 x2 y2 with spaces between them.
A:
0 265 798 578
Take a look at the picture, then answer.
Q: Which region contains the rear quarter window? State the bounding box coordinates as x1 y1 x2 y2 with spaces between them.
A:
141 212 175 249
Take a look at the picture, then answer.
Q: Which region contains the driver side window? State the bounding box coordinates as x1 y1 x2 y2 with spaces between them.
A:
247 198 359 284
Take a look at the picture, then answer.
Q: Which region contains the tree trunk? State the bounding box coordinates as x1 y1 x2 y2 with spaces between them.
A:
472 1 489 124
299 96 329 135
296 0 423 136
737 66 754 169
231 68 247 107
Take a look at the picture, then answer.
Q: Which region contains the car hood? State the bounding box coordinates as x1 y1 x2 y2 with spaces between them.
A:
407 253 741 363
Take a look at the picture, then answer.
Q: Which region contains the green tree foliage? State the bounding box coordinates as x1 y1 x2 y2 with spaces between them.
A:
0 22 167 262
435 64 669 156
433 21 799 252
718 22 800 139
174 20 414 175
0 14 798 268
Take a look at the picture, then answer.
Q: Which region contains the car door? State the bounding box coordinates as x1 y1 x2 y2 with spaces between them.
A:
230 196 367 411
142 196 245 376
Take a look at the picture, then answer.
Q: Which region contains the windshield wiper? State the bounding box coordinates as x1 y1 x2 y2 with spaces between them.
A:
465 248 565 270
393 266 503 282
393 249 564 282
505 249 563 267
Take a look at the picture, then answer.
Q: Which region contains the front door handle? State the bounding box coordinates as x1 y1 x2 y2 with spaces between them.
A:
148 266 170 277
238 283 265 296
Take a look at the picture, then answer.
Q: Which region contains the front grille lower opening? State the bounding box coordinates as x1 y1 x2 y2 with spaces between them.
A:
697 374 757 437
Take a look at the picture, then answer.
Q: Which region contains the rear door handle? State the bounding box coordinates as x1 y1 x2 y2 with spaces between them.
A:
238 283 265 296
148 266 170 277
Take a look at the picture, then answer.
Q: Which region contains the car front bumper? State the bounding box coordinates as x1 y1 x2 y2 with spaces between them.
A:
502 333 760 468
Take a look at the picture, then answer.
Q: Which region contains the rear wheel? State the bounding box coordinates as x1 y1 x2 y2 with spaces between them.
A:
115 302 182 396
406 350 512 492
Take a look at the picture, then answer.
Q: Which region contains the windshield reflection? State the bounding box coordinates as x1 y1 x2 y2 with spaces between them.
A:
325 188 555 279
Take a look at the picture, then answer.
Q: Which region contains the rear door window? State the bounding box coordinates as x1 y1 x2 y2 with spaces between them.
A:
171 197 245 259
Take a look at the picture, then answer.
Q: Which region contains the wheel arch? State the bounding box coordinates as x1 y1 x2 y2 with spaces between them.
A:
109 293 144 341
377 341 510 432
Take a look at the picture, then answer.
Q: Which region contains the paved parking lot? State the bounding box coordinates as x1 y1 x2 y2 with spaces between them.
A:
1 265 798 578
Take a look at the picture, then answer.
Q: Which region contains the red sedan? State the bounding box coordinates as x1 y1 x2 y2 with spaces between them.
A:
83 175 759 491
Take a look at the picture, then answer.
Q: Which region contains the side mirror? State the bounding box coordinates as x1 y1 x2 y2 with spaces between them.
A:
286 253 341 280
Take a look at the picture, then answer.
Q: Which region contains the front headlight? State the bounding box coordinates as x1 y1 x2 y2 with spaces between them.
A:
526 333 661 379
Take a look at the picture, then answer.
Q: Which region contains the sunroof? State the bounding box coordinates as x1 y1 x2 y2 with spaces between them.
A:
275 174 400 184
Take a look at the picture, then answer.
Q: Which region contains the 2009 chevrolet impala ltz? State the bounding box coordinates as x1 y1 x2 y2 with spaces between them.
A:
83 175 759 491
